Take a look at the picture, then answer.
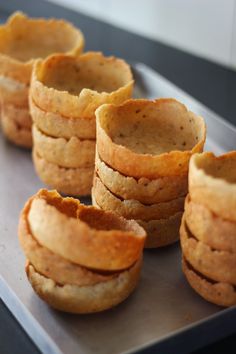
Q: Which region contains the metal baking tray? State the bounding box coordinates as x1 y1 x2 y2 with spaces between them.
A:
0 63 236 354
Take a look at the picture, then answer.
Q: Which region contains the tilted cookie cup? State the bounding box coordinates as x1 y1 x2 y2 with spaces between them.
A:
189 151 236 222
19 198 120 286
33 125 95 168
27 189 146 271
96 151 188 204
26 259 142 314
33 150 94 196
30 52 133 119
20 193 143 313
0 12 84 85
93 175 185 222
96 98 206 179
185 194 236 253
30 97 96 139
182 258 236 307
180 218 236 285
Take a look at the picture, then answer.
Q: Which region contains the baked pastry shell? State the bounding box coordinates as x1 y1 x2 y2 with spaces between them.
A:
96 98 206 179
92 175 185 222
96 151 188 204
30 52 133 119
0 12 84 85
189 151 236 222
0 76 29 107
33 150 94 196
180 217 236 285
185 194 236 253
33 124 95 168
1 106 32 148
2 104 31 129
138 212 183 248
19 197 121 286
92 190 183 248
26 259 142 314
182 258 236 307
26 189 146 271
29 97 96 139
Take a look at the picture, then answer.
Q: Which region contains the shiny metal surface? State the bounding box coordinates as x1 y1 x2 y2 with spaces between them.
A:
0 64 235 354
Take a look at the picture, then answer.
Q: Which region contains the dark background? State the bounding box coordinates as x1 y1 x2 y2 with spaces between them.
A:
0 1 236 354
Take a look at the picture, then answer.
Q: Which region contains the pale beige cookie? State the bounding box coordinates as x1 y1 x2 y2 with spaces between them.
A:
30 52 133 119
189 151 236 222
26 189 146 271
19 197 120 286
29 97 96 139
92 175 185 222
95 152 188 204
2 104 31 130
185 194 236 253
26 258 142 313
96 98 206 179
180 218 236 285
182 258 236 307
33 150 93 196
33 125 95 168
1 107 32 148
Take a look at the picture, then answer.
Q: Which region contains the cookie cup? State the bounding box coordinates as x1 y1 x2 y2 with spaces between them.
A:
96 98 206 179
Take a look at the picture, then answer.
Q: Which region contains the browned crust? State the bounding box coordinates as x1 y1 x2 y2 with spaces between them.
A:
182 258 236 307
29 97 96 139
1 107 32 148
95 152 188 204
189 151 236 222
18 198 120 286
33 150 93 196
96 98 206 179
185 194 236 253
32 125 95 168
92 175 185 222
180 217 236 285
25 189 146 271
26 259 141 313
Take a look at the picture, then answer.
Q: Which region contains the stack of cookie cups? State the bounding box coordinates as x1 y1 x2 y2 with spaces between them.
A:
30 52 133 196
93 98 206 247
18 189 146 313
181 151 236 307
0 11 84 148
